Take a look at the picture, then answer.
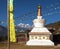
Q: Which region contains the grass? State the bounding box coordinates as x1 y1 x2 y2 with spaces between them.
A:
0 42 60 49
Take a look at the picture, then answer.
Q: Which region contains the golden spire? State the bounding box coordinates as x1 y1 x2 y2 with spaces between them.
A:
38 5 42 16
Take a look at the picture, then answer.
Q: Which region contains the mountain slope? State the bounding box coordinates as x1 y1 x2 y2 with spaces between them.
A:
46 21 60 34
0 25 7 36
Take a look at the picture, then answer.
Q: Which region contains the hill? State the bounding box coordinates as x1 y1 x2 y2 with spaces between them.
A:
0 25 7 42
46 21 60 34
0 25 7 36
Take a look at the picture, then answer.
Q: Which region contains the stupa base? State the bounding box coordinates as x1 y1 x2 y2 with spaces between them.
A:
26 40 54 46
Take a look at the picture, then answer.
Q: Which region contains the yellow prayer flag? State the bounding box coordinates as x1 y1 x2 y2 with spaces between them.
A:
9 0 16 42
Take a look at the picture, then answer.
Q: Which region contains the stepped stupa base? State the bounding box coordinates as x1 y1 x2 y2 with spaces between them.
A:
26 40 54 46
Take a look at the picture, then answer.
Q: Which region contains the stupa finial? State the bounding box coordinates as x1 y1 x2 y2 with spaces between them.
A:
38 5 42 16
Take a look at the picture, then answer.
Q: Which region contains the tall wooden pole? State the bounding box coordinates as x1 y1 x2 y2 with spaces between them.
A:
8 0 16 49
8 0 10 49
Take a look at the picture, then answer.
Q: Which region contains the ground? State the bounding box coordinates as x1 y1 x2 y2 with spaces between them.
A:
0 42 60 49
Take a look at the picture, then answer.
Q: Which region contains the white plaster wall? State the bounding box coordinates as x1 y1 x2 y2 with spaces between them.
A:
37 16 42 19
34 23 44 27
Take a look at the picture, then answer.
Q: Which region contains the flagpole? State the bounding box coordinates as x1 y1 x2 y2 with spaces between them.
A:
7 0 10 49
7 0 16 48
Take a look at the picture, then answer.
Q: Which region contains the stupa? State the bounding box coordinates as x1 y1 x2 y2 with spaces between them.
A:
26 5 54 46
